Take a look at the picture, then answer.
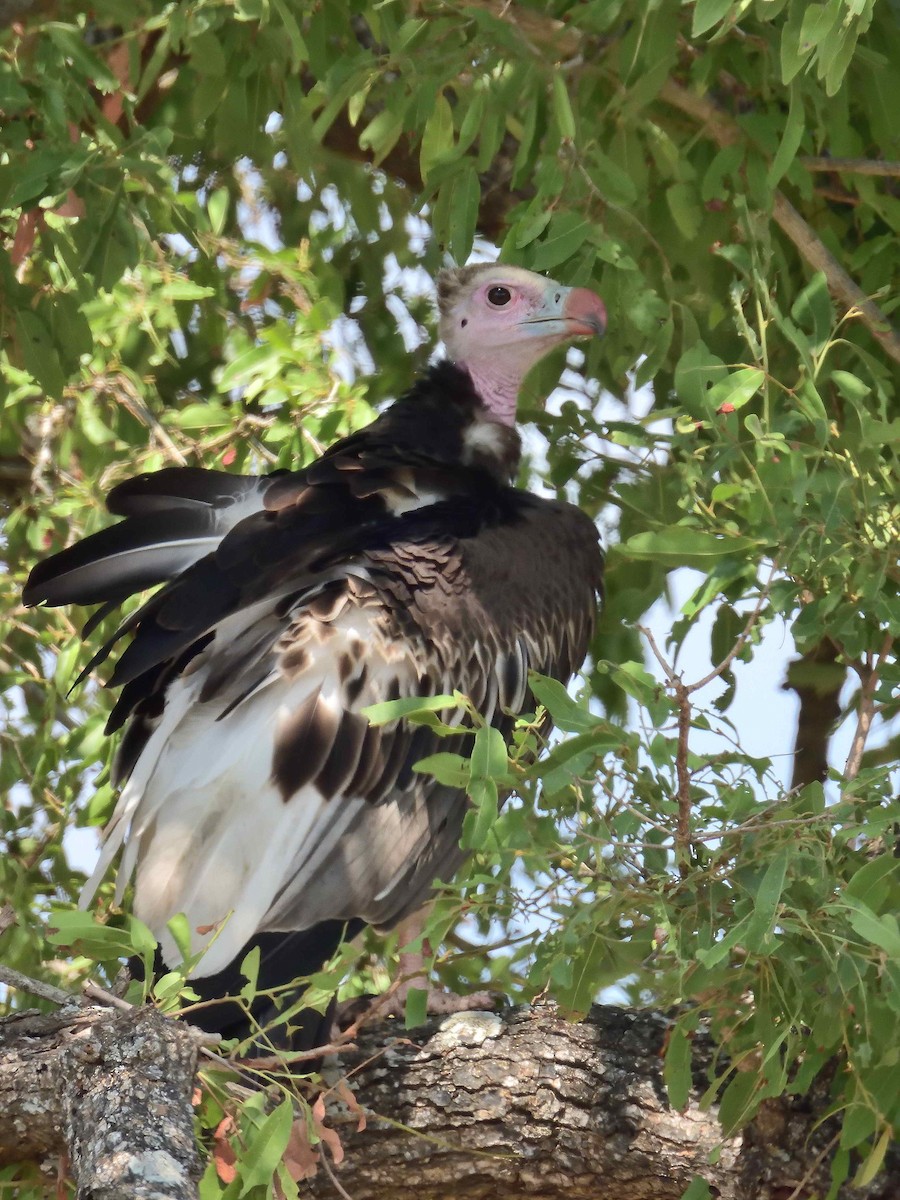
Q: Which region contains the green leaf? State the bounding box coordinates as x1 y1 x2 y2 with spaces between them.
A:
591 150 638 206
166 913 194 963
420 92 455 180
718 1068 759 1133
449 163 480 263
413 752 471 788
854 1126 892 1188
841 1102 877 1150
560 931 607 1019
160 279 216 302
208 186 230 235
680 1177 712 1200
664 1024 693 1110
695 912 754 969
845 856 898 911
271 0 308 67
457 88 486 154
799 4 835 50
46 24 122 92
780 3 812 84
362 695 460 726
620 528 758 569
666 182 703 241
528 674 597 733
171 403 233 429
743 848 789 949
530 214 594 272
405 986 429 1029
0 71 30 113
830 370 871 402
129 916 158 958
46 909 156 962
54 639 81 694
767 82 804 188
218 344 281 390
691 0 733 37
238 1099 294 1196
462 778 499 850
239 944 261 1001
359 109 405 166
844 901 900 958
551 74 576 140
706 367 765 412
470 726 509 782
791 272 833 352
15 310 66 398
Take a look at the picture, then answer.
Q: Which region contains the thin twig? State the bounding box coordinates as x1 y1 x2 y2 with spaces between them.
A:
638 622 679 686
800 157 900 178
784 1131 841 1200
635 624 692 872
637 566 776 874
317 1137 356 1200
82 981 135 1012
673 690 692 876
659 79 900 367
0 963 72 1007
228 1041 358 1073
686 561 778 695
844 632 894 781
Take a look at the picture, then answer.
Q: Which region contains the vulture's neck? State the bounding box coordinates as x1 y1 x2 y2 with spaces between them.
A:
384 362 522 483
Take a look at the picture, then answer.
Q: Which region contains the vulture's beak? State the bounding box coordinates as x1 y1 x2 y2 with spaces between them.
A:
520 284 607 342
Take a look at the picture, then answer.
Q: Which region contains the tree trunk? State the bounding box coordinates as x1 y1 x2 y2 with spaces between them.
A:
2 1001 897 1199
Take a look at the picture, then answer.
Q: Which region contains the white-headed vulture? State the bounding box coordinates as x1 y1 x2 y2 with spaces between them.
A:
24 264 607 1048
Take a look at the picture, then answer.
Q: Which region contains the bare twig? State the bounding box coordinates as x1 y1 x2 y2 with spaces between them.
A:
673 691 692 875
82 980 136 1012
636 624 692 872
0 963 72 1007
659 79 900 366
800 157 900 178
636 567 776 872
844 632 894 781
686 561 778 695
318 1139 356 1200
228 1041 358 1073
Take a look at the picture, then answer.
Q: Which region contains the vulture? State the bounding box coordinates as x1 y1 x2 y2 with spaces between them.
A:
24 263 606 1051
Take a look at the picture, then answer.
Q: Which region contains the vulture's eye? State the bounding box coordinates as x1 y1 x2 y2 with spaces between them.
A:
487 286 512 307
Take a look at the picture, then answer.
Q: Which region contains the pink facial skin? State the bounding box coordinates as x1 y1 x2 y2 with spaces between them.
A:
440 266 606 425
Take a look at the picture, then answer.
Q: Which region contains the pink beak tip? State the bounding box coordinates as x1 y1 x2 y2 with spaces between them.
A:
564 287 607 337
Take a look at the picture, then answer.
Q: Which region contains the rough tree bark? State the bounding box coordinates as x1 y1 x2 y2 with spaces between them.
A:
2 999 898 1200
0 1003 204 1199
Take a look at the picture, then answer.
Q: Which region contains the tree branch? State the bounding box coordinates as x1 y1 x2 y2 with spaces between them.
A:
0 963 70 1007
5 1001 898 1199
658 79 900 366
303 1006 900 1200
783 639 844 791
0 1004 204 1198
800 157 900 178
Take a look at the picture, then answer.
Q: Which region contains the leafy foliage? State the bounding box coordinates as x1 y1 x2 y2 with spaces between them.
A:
1 0 898 1195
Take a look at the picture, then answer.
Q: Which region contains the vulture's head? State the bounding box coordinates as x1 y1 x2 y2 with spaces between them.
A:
437 263 606 424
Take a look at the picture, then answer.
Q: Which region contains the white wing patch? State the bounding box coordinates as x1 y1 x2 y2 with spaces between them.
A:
81 599 422 976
